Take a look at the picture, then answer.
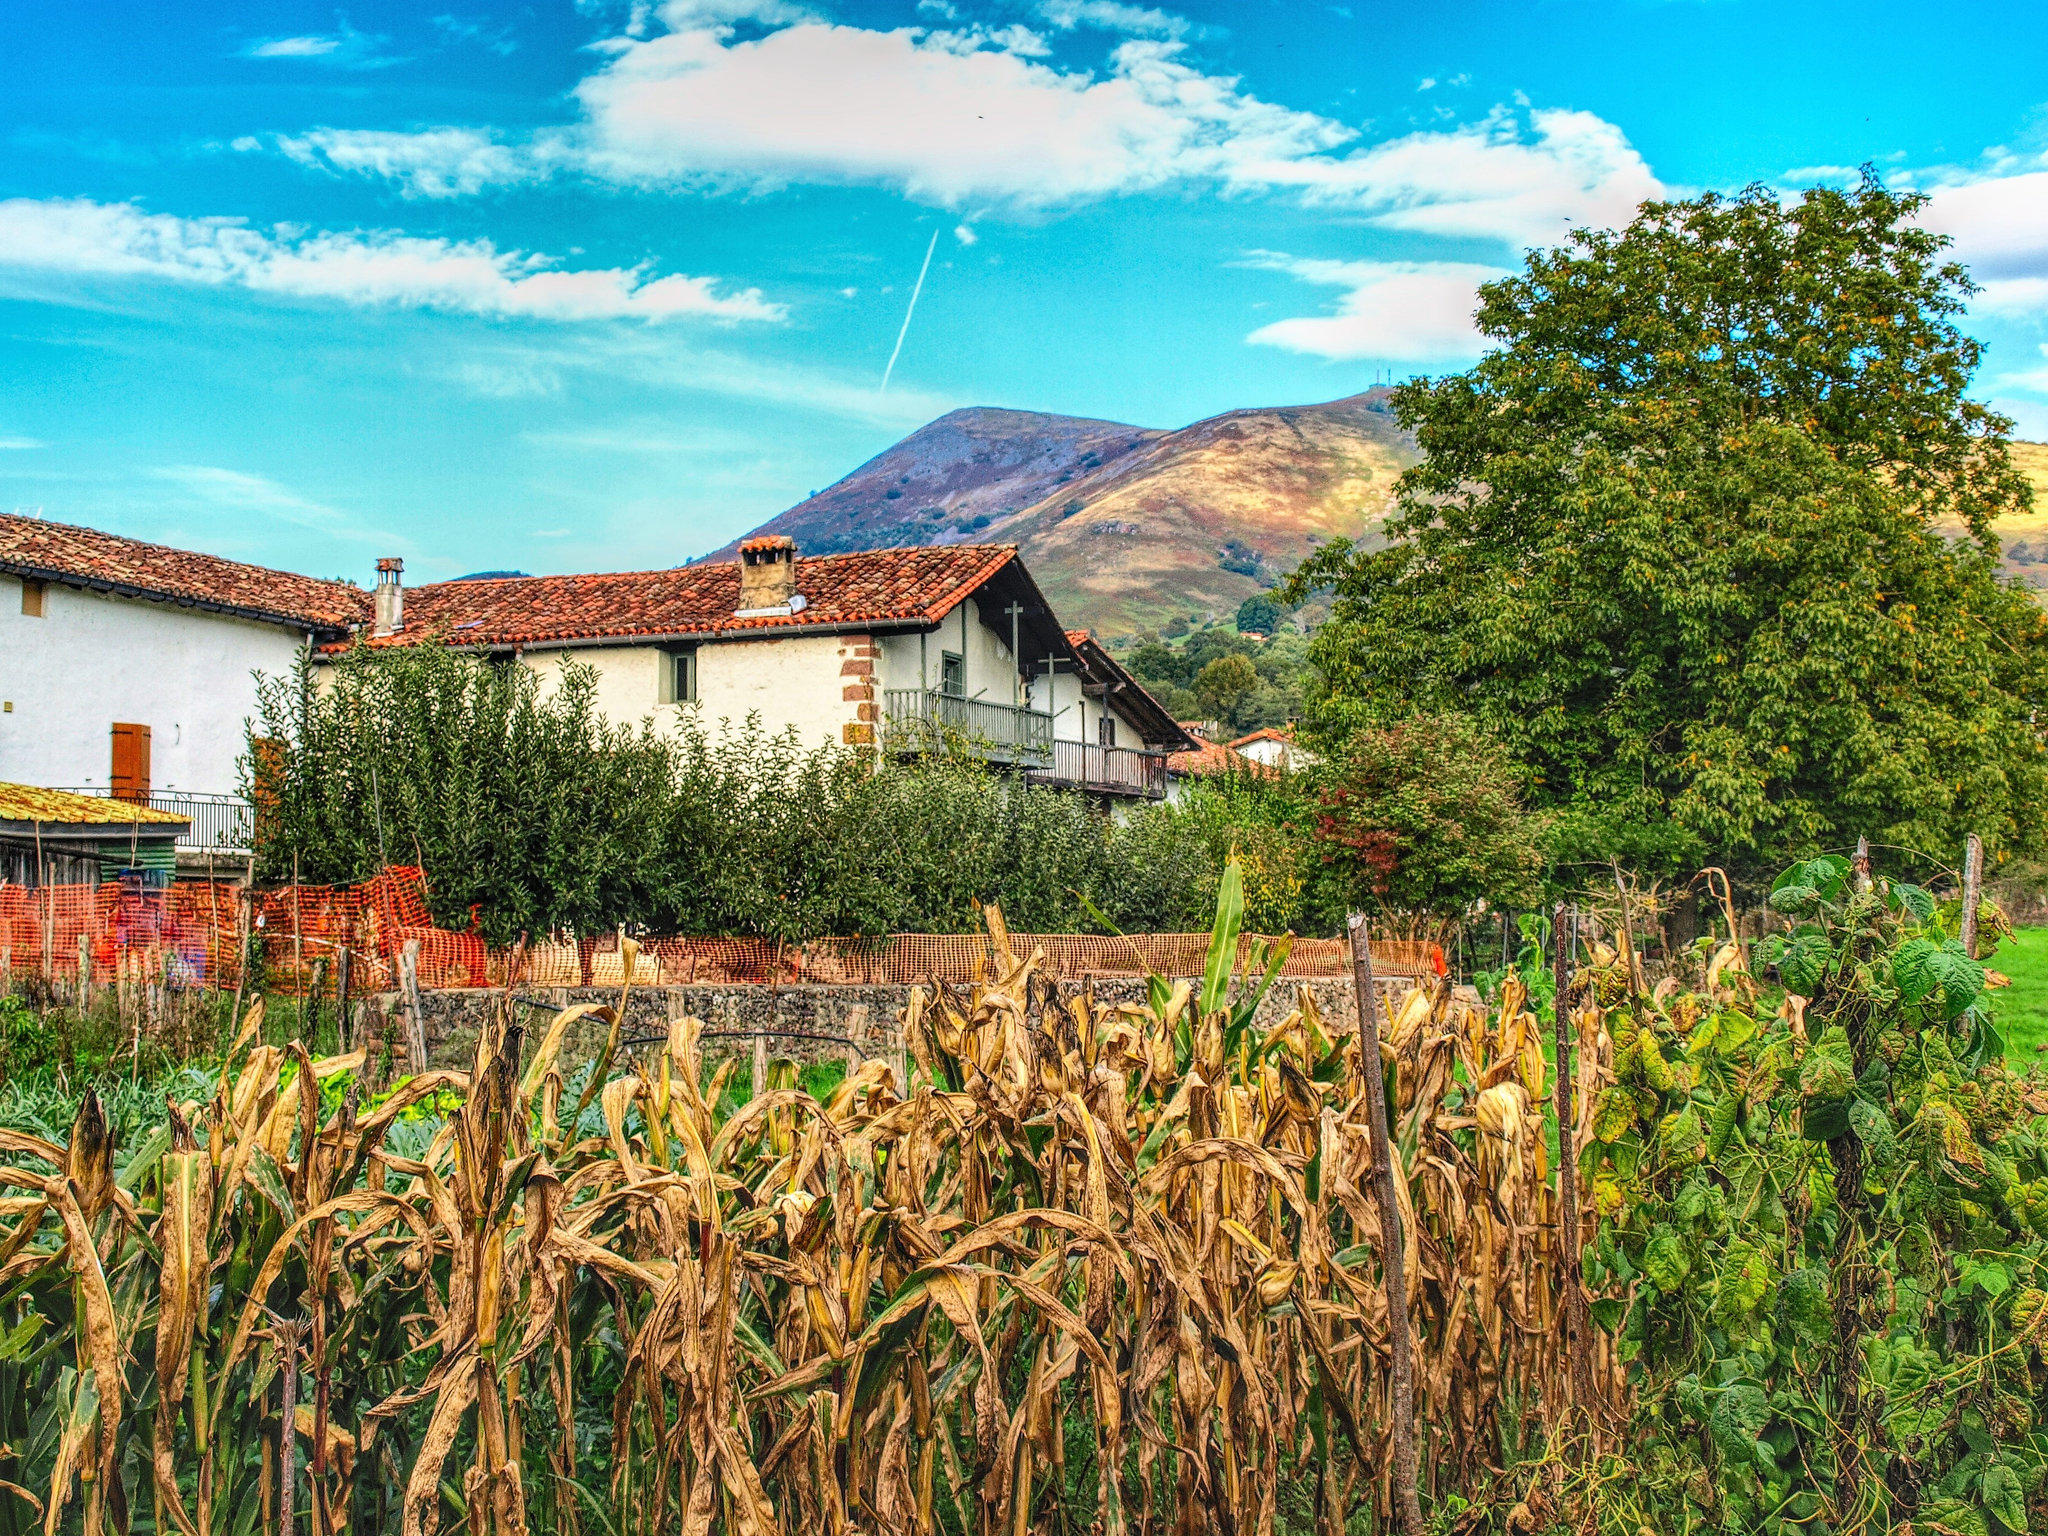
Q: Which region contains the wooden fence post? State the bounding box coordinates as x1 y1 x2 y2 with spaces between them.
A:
1962 833 1984 960
1347 912 1423 1536
1554 902 1594 1437
399 939 426 1075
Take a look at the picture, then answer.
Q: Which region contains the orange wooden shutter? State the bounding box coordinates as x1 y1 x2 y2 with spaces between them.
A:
110 722 151 803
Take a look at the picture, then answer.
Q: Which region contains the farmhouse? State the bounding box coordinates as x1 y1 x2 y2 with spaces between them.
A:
0 512 363 866
336 537 1195 799
0 510 1190 816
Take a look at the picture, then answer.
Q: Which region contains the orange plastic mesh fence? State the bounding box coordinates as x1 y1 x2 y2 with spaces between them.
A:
0 866 1446 994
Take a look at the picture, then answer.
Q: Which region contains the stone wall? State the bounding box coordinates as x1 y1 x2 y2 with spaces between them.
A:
364 973 1408 1073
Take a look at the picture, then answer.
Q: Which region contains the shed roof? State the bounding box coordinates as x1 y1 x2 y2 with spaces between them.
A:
0 513 368 632
0 785 188 826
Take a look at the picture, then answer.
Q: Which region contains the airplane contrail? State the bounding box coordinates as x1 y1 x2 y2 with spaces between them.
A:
879 228 941 395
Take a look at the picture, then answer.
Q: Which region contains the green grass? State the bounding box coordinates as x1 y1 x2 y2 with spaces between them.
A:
1992 925 2048 1058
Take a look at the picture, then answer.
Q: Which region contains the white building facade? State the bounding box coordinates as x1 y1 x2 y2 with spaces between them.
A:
0 514 365 863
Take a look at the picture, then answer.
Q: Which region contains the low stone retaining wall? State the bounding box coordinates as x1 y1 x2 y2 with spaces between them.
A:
364 973 1413 1073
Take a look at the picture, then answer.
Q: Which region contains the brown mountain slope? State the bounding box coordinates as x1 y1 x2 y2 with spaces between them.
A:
1996 440 2048 588
724 389 1419 636
1002 389 1417 635
706 407 1162 560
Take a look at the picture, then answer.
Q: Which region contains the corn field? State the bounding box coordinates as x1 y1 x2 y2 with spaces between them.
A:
0 905 1642 1536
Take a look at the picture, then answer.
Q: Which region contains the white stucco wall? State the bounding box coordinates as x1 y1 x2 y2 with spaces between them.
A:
874 597 1025 705
1030 667 1152 748
0 575 306 794
522 634 864 751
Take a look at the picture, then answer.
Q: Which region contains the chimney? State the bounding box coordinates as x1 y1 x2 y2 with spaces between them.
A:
373 557 404 636
736 535 799 614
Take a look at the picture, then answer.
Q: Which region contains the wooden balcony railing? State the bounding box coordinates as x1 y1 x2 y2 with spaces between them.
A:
880 690 1055 767
1025 740 1169 799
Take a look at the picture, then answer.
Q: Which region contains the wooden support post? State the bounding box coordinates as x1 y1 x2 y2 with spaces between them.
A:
336 946 353 1053
77 931 93 1010
399 940 426 1075
1962 833 1984 960
1554 902 1594 1437
1346 912 1423 1536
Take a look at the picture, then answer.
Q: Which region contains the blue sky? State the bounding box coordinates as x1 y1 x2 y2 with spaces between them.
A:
6 0 2048 583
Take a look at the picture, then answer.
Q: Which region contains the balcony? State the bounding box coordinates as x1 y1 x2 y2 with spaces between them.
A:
59 789 254 854
1026 740 1169 799
881 689 1054 767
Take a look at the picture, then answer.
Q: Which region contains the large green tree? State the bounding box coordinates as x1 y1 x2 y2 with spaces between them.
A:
1292 176 2048 882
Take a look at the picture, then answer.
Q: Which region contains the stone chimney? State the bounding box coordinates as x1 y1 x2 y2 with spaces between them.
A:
373 557 404 636
736 535 799 614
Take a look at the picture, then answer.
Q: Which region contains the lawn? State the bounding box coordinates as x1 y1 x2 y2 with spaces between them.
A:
1992 924 2048 1058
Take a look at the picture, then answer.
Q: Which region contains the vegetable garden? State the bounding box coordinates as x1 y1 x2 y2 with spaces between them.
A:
0 850 2028 1534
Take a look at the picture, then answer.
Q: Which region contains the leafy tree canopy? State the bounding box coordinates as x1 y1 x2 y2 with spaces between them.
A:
1234 594 1282 634
1291 176 2048 883
1315 712 1544 918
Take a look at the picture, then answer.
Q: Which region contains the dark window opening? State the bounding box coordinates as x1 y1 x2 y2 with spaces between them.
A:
940 652 965 698
662 648 698 705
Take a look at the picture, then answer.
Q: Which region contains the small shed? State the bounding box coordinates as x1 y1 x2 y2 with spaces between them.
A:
0 784 189 887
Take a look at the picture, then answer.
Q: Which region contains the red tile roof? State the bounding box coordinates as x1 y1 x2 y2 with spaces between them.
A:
1167 736 1257 777
347 544 1024 650
1230 727 1295 747
0 513 367 631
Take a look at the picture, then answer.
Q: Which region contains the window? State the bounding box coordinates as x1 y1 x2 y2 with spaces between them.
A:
660 647 698 704
1098 714 1118 748
19 580 44 618
940 652 965 698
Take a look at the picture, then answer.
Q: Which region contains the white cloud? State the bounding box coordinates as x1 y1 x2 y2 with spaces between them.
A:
1036 0 1190 40
1919 168 2048 312
241 21 399 69
245 10 1660 244
1263 106 1662 247
0 197 786 324
151 466 397 545
953 223 977 245
562 19 1347 207
274 128 539 199
0 437 45 450
1243 252 1505 362
249 36 341 57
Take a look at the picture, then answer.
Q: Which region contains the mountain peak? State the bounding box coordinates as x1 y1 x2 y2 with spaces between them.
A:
723 389 1419 633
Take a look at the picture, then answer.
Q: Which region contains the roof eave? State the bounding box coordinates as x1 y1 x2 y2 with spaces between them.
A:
0 561 358 636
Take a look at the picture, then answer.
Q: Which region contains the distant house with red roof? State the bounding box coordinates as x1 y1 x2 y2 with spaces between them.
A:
1230 726 1318 771
0 512 363 861
1166 723 1258 788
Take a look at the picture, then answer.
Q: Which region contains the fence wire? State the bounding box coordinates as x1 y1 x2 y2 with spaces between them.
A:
0 865 1443 994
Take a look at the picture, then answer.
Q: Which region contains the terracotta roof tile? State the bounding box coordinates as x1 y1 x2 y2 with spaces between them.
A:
0 513 368 631
346 544 1023 651
1166 737 1258 777
0 784 188 826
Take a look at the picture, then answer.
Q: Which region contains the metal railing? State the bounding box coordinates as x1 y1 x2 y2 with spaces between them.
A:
56 788 254 854
1025 739 1169 799
881 689 1054 766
